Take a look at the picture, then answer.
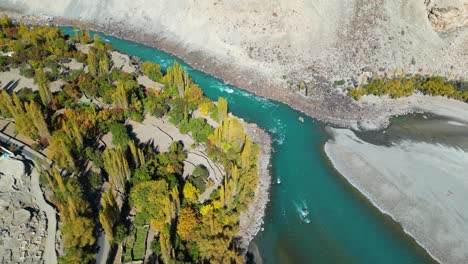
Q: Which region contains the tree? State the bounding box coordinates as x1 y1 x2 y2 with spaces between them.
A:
164 61 190 97
25 101 50 139
113 80 129 109
93 34 106 50
159 226 173 264
198 100 213 116
176 207 198 240
109 123 130 150
99 191 120 241
240 135 252 169
61 216 96 248
141 61 162 81
130 180 169 231
87 50 98 76
48 131 76 170
103 146 130 192
35 68 52 105
217 97 228 122
184 84 204 110
210 117 245 153
99 52 110 76
128 140 145 168
15 112 38 139
183 182 200 204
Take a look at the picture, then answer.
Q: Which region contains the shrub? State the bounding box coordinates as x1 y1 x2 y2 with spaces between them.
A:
348 87 366 101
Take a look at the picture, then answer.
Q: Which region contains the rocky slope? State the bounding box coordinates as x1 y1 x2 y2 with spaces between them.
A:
1 0 467 129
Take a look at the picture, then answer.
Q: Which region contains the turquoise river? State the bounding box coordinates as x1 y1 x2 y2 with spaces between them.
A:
61 27 436 264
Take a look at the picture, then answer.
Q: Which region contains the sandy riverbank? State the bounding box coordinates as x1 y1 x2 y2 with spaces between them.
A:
324 127 468 264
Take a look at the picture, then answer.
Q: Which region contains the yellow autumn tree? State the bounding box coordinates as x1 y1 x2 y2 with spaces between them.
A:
176 207 198 240
99 191 119 240
182 181 199 204
113 80 129 109
217 97 228 122
25 101 50 139
103 146 130 192
48 131 76 170
34 68 52 105
128 140 145 168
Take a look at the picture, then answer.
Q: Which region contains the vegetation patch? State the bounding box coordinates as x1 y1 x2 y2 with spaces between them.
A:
348 73 468 101
0 15 261 264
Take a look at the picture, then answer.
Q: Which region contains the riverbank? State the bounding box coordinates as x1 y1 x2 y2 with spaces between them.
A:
2 11 466 132
324 127 468 264
238 120 272 250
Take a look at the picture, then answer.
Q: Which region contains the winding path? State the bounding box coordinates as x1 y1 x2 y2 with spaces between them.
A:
0 132 58 264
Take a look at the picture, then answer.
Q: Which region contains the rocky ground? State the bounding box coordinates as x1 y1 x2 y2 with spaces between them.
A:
0 158 48 264
1 0 466 130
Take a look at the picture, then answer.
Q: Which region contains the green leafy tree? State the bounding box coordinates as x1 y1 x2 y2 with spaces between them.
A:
141 61 163 81
109 123 130 150
217 97 228 122
34 68 52 105
103 146 130 192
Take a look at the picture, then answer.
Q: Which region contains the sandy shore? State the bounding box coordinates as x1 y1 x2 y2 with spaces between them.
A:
325 128 468 264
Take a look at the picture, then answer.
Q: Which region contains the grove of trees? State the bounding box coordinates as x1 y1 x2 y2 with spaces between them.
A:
0 17 261 264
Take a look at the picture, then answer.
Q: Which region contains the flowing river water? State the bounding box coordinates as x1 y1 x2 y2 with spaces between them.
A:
61 28 437 264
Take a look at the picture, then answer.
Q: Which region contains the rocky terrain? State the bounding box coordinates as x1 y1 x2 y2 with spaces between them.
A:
0 158 49 263
1 0 466 130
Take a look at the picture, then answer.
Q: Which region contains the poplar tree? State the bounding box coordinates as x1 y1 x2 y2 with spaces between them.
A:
211 117 245 153
103 146 130 192
159 227 173 264
98 53 110 76
240 135 252 169
128 140 145 168
217 97 228 122
87 50 98 76
99 191 119 240
35 68 52 105
25 101 50 139
113 81 129 109
0 91 11 117
48 131 76 170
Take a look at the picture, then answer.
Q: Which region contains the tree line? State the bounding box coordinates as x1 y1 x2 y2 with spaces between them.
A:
348 71 468 101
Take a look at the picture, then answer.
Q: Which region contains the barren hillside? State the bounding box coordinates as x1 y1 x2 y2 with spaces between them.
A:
1 0 467 128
